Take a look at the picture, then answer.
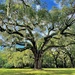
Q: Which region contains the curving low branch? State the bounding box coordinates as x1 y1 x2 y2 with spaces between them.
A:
43 42 75 53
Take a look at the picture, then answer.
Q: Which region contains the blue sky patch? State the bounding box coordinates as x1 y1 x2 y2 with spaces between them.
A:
41 0 58 10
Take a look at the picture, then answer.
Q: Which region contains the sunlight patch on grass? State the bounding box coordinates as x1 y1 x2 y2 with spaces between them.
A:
0 68 75 75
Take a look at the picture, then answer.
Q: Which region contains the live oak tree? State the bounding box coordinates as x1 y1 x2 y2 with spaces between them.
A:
62 45 75 68
43 50 54 68
51 48 60 68
56 0 75 67
0 0 75 69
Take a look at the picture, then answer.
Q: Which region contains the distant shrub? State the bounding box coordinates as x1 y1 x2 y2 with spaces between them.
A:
4 63 14 68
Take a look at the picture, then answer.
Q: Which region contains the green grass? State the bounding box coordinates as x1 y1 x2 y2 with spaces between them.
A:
0 68 75 75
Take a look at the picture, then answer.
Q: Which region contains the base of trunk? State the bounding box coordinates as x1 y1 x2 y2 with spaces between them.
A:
34 58 42 69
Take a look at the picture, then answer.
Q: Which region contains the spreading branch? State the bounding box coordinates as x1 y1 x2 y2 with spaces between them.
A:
21 0 30 7
43 42 75 53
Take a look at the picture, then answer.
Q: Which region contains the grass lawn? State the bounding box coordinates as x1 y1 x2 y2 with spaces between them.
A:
0 68 75 75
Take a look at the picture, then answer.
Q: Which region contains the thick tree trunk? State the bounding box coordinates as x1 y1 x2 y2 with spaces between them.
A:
34 57 42 69
34 53 42 69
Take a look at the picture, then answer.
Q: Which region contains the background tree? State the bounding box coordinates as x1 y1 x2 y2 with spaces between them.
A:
43 50 55 68
50 48 60 68
0 50 7 68
63 45 75 68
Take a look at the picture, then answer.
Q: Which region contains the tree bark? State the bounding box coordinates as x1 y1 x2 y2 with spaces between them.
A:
34 53 42 69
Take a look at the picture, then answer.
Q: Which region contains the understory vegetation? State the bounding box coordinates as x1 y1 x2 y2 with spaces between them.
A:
0 47 75 68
